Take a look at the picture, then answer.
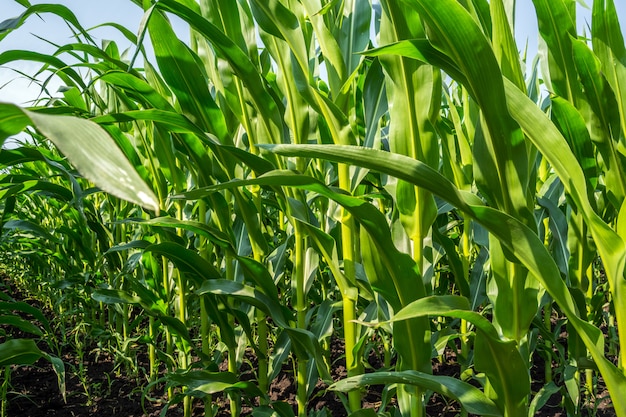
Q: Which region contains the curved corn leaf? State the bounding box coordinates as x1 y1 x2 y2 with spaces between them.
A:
177 170 431 375
93 110 274 176
0 338 43 367
196 279 331 382
331 369 502 416
146 8 227 142
3 219 58 242
164 370 264 401
96 71 174 110
0 180 72 202
490 0 525 90
357 29 626 392
144 242 222 286
389 295 527 415
532 0 579 99
0 315 43 336
261 142 626 416
0 3 93 43
0 50 86 89
197 279 290 328
43 353 66 402
592 0 626 137
153 0 286 146
0 301 49 331
0 102 159 212
353 30 626 303
129 217 234 250
407 0 530 222
550 97 598 194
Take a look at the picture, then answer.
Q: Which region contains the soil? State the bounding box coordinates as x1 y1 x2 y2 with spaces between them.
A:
0 276 617 417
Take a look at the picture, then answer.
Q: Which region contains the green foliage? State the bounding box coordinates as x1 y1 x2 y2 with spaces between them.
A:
0 1 625 416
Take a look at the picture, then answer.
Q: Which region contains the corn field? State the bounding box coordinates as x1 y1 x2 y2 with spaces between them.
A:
1 0 625 416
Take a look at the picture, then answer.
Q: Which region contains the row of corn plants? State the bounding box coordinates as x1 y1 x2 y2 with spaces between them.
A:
1 0 625 416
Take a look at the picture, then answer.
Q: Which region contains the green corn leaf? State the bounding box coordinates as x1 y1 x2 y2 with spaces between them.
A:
338 0 371 76
0 146 57 167
200 0 249 52
282 325 333 383
132 217 234 250
571 38 620 136
0 301 49 331
128 280 168 316
105 240 152 254
43 354 66 402
532 0 579 99
0 3 92 42
570 37 626 206
159 316 193 346
97 71 174 111
152 127 186 193
388 295 528 415
0 315 43 336
196 279 331 382
301 0 347 95
490 0 525 90
92 289 142 306
93 110 201 134
154 0 286 146
147 8 227 141
528 382 561 417
178 170 431 375
378 1 440 256
439 93 473 190
55 43 135 73
0 103 159 212
294 219 355 300
358 33 626 373
0 180 73 202
232 188 270 256
550 97 597 192
144 242 222 286
408 0 531 223
93 110 274 176
503 79 626 294
0 50 86 89
592 0 626 137
249 0 303 52
196 279 291 336
331 369 502 416
0 15 23 33
537 195 570 276
355 30 626 302
358 225 431 377
93 22 139 45
261 142 626 416
165 369 263 398
0 338 43 367
432 227 471 298
362 57 387 145
3 219 58 243
236 256 281 301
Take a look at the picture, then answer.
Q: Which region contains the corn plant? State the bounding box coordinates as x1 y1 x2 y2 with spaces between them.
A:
1 0 626 416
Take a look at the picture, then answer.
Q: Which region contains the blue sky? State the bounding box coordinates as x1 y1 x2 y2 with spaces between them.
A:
1 0 625 105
